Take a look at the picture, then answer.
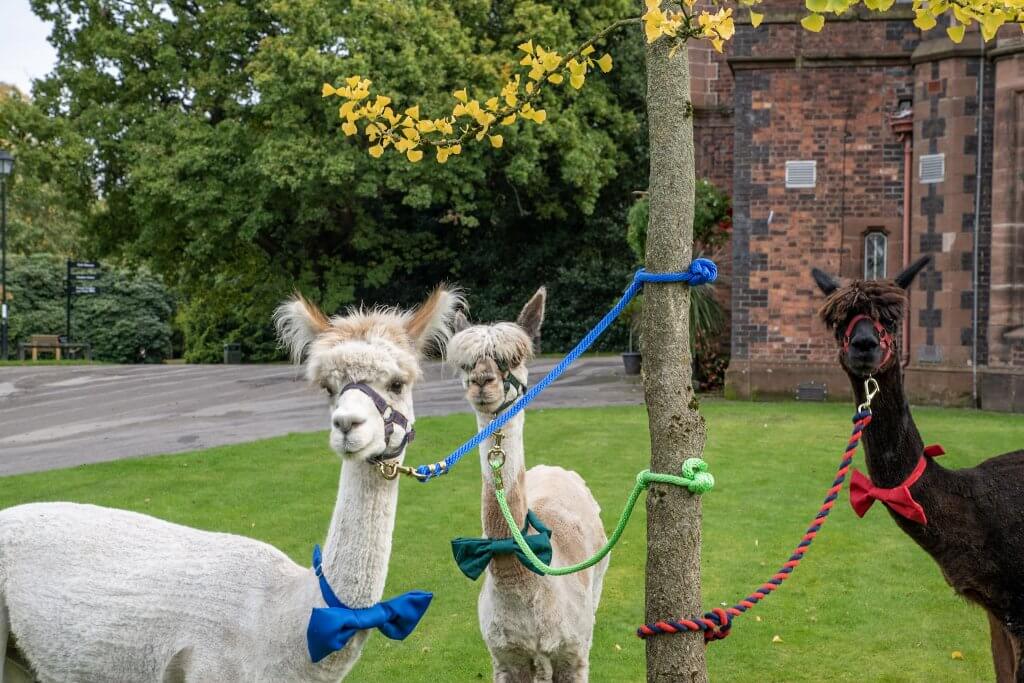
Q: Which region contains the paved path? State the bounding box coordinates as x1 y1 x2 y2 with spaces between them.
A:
0 359 642 476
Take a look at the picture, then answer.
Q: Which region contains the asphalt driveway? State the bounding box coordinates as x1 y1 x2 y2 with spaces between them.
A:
0 358 642 476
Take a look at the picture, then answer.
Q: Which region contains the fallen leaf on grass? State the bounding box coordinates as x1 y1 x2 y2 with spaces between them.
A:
951 651 964 660
772 635 783 644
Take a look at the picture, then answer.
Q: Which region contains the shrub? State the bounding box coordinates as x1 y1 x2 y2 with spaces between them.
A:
6 254 174 363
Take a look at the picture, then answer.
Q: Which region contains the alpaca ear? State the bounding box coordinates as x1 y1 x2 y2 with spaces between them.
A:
516 286 546 341
452 310 471 335
811 268 841 296
406 285 465 356
894 255 932 290
274 294 330 364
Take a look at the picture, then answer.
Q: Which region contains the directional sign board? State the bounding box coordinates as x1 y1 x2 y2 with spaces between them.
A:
73 274 98 281
74 286 98 295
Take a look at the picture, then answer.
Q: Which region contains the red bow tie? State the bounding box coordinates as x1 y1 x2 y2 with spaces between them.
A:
849 445 944 525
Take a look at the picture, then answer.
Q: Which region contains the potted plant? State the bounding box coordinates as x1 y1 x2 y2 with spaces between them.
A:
623 180 730 380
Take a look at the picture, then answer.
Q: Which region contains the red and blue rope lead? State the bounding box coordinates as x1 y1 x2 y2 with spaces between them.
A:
637 409 873 642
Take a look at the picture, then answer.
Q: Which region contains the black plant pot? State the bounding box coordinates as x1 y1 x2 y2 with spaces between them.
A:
622 352 642 376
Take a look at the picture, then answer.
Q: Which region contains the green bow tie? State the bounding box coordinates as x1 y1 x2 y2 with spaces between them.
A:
451 510 553 580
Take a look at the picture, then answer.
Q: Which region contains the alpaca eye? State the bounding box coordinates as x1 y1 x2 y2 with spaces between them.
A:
389 380 405 394
323 384 336 398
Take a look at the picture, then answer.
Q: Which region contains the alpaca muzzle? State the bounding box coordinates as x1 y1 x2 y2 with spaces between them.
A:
842 314 894 372
338 383 415 462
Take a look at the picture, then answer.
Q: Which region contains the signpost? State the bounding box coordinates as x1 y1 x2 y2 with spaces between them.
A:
66 260 101 342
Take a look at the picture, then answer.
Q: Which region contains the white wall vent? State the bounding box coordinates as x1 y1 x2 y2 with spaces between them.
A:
785 160 817 189
919 153 945 184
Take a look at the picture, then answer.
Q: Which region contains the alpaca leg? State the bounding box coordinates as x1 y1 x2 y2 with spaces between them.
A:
989 612 1016 683
552 657 588 683
530 654 553 683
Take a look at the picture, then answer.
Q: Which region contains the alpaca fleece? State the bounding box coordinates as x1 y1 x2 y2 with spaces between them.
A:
1 287 462 682
448 289 609 683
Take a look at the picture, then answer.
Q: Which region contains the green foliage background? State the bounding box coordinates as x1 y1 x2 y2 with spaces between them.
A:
6 255 174 363
7 0 651 361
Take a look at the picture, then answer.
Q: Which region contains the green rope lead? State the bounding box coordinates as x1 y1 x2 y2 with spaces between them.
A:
491 457 715 576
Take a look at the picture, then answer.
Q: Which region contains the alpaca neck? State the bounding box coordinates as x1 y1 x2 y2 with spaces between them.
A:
321 459 400 607
849 361 925 488
476 410 532 579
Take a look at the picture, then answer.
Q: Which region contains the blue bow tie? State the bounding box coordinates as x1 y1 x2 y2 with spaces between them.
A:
450 510 553 580
306 545 433 663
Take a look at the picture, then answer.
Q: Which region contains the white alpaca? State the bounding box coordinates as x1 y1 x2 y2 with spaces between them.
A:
0 287 462 683
446 288 609 683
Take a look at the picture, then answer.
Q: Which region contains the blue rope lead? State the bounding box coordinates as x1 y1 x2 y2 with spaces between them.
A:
412 258 718 482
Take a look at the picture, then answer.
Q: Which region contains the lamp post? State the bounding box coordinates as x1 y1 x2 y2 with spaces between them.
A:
0 149 13 361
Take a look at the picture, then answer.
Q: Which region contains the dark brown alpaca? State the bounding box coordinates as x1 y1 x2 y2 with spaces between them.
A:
812 256 1024 682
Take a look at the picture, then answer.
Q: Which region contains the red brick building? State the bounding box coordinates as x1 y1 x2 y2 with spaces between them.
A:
691 3 1024 411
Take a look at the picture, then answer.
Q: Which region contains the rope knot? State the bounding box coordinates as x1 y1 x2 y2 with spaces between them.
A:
686 258 718 286
681 458 715 494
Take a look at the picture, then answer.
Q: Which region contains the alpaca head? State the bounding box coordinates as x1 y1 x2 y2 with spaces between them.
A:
445 287 546 416
811 256 930 378
274 286 463 463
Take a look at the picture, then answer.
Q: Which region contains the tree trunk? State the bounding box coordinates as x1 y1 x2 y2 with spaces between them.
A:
642 7 708 683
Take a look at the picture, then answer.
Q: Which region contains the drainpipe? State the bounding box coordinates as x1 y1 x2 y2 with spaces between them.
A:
972 36 986 407
889 105 914 367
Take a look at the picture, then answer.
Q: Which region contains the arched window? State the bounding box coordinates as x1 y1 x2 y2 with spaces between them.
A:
864 232 887 280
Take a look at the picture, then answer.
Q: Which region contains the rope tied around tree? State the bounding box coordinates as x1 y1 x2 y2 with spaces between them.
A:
404 258 718 482
485 438 715 576
636 379 880 642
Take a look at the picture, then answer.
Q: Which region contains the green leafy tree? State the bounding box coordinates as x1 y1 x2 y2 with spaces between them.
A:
0 85 91 257
26 0 647 358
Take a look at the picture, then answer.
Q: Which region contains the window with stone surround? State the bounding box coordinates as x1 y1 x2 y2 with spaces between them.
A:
864 231 887 280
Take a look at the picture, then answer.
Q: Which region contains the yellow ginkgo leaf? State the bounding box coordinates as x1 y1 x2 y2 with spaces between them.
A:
750 10 764 28
711 37 724 53
525 82 535 94
518 40 534 54
407 148 423 163
404 105 420 120
596 54 613 73
913 10 937 31
453 88 468 103
801 13 825 31
951 651 964 660
570 73 586 90
368 145 384 158
805 0 828 12
489 134 503 148
341 121 357 136
980 13 1001 41
548 73 564 84
582 45 595 56
451 144 462 155
946 24 966 43
771 635 783 643
533 109 547 123
485 96 500 111
436 147 450 164
501 114 516 125
321 83 337 98
345 75 361 88
417 119 435 133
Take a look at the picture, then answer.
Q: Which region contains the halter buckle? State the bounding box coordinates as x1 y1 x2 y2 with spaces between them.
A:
377 460 427 481
487 429 506 488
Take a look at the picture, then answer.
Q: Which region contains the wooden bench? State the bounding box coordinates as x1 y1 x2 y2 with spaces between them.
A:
17 335 92 361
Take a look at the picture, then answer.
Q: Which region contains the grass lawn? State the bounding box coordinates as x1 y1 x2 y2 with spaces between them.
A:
1 401 1020 681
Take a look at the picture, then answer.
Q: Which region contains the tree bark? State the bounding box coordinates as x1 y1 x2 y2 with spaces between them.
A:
642 6 708 682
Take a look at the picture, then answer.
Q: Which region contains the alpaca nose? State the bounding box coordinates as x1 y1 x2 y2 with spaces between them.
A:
471 374 496 388
333 412 365 433
851 334 879 353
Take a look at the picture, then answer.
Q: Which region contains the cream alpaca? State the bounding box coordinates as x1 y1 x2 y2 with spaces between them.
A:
0 287 461 683
447 288 609 683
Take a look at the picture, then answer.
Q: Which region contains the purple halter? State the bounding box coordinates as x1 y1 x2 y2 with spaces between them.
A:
339 383 416 459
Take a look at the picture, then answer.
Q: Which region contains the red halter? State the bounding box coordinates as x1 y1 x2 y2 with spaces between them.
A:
842 314 894 369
